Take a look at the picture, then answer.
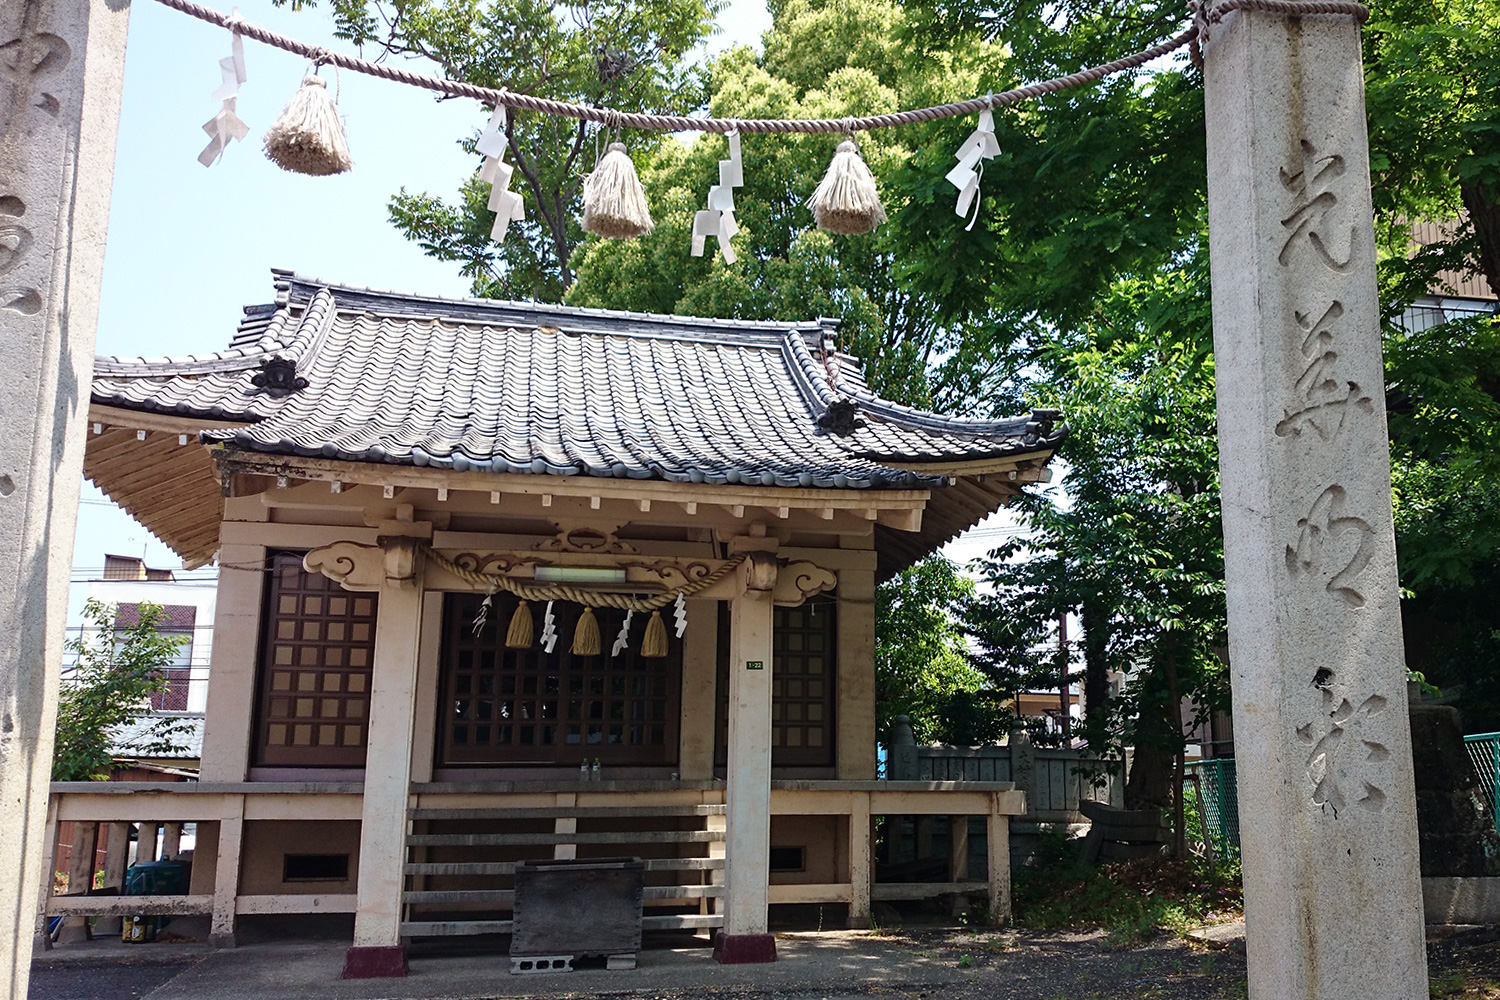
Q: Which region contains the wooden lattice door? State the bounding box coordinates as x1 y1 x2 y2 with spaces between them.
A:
254 552 377 767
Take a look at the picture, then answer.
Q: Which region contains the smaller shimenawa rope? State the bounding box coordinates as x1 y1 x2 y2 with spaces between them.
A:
424 545 748 612
154 0 1369 134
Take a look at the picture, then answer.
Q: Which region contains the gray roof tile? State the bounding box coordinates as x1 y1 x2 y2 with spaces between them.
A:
92 270 1065 489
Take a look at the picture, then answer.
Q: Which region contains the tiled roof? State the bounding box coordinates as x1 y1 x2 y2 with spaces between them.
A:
93 270 1064 490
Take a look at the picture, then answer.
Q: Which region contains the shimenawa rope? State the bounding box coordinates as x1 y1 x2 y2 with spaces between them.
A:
423 545 748 612
153 0 1369 135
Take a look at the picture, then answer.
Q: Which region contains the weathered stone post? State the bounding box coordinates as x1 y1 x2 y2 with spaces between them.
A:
0 0 132 992
1204 8 1428 998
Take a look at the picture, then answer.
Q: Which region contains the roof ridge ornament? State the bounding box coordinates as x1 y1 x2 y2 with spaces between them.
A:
251 356 308 397
816 397 866 437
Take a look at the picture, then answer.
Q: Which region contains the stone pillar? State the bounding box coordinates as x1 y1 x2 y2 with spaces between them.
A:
1204 10 1427 998
0 0 131 989
343 542 425 979
715 553 776 964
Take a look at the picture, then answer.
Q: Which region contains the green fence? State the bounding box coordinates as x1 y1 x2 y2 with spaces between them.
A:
1463 732 1500 837
1184 758 1240 861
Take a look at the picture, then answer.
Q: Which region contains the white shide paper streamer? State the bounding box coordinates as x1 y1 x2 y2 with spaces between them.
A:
944 109 999 230
199 10 249 167
477 106 525 241
691 129 743 264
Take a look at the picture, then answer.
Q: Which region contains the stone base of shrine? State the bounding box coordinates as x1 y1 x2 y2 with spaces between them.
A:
342 945 408 978
714 933 777 964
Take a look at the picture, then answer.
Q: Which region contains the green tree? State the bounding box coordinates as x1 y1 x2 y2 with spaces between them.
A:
567 0 1011 405
968 256 1229 827
282 0 722 300
875 557 1001 745
53 601 194 782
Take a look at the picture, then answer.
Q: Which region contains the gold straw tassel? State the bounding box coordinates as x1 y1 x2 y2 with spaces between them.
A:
642 610 669 658
808 138 886 235
582 142 654 239
505 599 534 649
572 606 601 656
263 74 353 176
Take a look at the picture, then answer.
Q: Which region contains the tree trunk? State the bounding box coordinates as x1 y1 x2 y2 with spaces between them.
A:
1079 596 1111 752
1460 176 1500 299
1164 642 1186 860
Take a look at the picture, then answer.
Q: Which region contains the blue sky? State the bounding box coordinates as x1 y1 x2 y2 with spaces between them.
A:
73 0 773 584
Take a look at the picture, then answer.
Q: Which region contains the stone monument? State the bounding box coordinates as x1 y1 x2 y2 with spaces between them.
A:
1204 7 1428 997
0 0 132 992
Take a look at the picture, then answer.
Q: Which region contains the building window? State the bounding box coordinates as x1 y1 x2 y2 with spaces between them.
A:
253 552 377 767
716 598 837 768
114 604 195 712
438 593 680 766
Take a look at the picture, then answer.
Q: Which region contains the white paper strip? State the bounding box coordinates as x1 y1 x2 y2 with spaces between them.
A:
541 600 558 653
477 106 526 241
945 110 999 229
612 609 634 657
199 13 249 167
673 593 688 639
690 129 742 264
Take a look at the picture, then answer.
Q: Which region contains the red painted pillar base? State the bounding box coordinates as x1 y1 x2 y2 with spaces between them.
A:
341 945 408 978
713 933 777 964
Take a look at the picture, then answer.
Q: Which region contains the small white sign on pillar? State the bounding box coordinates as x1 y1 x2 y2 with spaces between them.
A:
1204 8 1428 999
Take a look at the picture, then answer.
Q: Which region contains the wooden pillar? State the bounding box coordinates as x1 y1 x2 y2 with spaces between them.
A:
0 0 131 989
715 553 777 964
199 540 268 782
137 822 159 864
210 799 244 947
57 822 98 942
985 796 1011 926
161 823 182 860
948 815 971 919
835 554 877 779
343 542 425 979
94 822 131 936
678 599 719 780
1203 9 1427 998
34 797 59 953
847 792 872 928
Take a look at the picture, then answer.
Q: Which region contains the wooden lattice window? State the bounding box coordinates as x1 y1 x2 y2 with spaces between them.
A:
716 598 837 768
438 593 680 766
254 552 377 767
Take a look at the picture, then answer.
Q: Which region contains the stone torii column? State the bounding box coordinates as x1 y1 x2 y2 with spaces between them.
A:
0 0 132 994
1203 6 1428 999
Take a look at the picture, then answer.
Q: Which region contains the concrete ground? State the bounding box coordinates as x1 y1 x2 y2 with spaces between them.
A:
29 928 1253 1000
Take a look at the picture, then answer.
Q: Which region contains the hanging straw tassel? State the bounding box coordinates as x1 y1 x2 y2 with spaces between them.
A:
582 142 654 239
641 610 669 658
505 599 534 649
263 73 353 176
807 138 886 235
572 606 601 656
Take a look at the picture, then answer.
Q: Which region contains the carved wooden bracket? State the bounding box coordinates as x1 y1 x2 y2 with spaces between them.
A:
534 520 637 554
773 561 838 606
304 541 383 592
304 538 425 592
743 551 778 594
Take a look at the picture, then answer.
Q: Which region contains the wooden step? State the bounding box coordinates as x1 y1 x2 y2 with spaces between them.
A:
641 914 723 930
400 914 722 937
400 919 513 937
403 884 722 906
402 857 724 877
410 804 725 820
407 830 722 847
